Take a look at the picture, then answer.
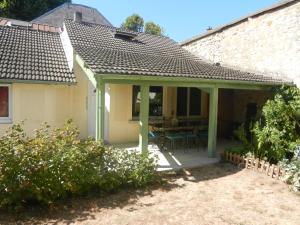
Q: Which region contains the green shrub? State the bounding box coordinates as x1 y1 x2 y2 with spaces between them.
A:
233 86 300 163
0 120 158 209
252 86 300 163
279 146 300 192
226 124 255 156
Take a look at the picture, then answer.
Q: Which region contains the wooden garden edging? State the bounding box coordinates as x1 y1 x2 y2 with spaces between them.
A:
222 151 285 180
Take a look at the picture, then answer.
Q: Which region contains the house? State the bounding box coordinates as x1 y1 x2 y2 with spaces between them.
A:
181 0 300 87
32 3 112 27
0 3 292 157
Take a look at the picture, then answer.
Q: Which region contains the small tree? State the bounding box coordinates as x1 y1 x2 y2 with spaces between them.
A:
145 21 164 35
121 14 165 36
121 14 144 32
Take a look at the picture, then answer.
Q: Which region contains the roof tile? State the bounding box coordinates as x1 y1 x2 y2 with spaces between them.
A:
65 20 289 84
0 25 75 83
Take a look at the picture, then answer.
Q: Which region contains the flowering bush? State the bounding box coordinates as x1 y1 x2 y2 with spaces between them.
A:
0 120 158 209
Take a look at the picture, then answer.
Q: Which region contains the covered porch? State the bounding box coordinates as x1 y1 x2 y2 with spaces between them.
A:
70 20 287 167
90 72 273 157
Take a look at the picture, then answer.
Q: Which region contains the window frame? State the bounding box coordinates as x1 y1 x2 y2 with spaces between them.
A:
0 84 12 124
177 87 202 118
131 85 164 120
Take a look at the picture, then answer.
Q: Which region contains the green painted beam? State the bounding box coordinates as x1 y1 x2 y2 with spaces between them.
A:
198 87 211 93
207 87 219 157
139 84 150 152
98 74 286 90
95 81 105 141
100 78 271 90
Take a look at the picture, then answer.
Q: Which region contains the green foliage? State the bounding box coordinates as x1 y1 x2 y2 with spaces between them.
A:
0 0 71 21
232 86 300 163
0 120 158 209
121 14 165 35
225 146 249 156
233 124 250 147
226 124 255 156
252 86 300 163
145 22 164 35
121 14 144 32
279 146 300 192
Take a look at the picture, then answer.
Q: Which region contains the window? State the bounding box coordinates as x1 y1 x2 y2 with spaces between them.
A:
176 87 188 116
177 87 201 117
0 85 11 123
132 86 163 118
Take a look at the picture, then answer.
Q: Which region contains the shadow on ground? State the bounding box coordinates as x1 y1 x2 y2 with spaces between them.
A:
0 163 241 225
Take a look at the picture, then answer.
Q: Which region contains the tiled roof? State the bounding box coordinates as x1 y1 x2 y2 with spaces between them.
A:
65 19 289 84
0 22 75 83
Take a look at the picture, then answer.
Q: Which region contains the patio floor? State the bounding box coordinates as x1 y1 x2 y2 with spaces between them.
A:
114 139 239 171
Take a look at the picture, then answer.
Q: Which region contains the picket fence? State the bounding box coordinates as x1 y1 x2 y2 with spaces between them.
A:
222 151 285 180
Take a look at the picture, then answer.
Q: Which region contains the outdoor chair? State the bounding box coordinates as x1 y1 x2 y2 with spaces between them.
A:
165 132 185 151
197 129 208 147
149 131 162 147
184 132 200 150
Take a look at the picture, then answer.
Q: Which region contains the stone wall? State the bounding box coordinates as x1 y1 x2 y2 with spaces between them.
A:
183 1 300 86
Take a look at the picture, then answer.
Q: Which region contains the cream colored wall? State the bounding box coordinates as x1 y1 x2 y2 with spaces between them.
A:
0 61 89 138
108 84 139 144
72 61 89 138
108 85 210 144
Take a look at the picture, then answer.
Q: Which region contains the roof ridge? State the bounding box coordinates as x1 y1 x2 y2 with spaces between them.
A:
181 0 299 45
0 17 61 33
65 19 170 40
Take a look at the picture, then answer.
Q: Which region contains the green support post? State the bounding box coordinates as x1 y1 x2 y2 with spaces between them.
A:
208 87 218 157
139 84 150 152
96 82 105 141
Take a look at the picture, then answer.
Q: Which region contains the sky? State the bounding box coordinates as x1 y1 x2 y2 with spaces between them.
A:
73 0 279 42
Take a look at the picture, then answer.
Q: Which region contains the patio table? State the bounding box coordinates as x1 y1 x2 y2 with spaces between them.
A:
149 120 208 150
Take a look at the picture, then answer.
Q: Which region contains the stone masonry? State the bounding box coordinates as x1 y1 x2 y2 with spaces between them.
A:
182 1 300 86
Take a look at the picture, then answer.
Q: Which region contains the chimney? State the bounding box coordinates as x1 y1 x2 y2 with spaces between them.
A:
74 12 82 23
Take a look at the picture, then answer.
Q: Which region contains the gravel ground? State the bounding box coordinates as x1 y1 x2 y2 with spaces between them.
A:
1 163 300 225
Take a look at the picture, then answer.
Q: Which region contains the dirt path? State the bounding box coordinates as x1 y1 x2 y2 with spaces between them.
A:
1 163 300 225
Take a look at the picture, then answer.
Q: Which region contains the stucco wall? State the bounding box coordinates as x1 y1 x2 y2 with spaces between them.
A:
183 2 300 85
72 61 89 138
108 85 209 144
0 61 88 138
108 84 139 144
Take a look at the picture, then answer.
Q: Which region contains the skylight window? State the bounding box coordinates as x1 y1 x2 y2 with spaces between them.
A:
113 30 137 40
